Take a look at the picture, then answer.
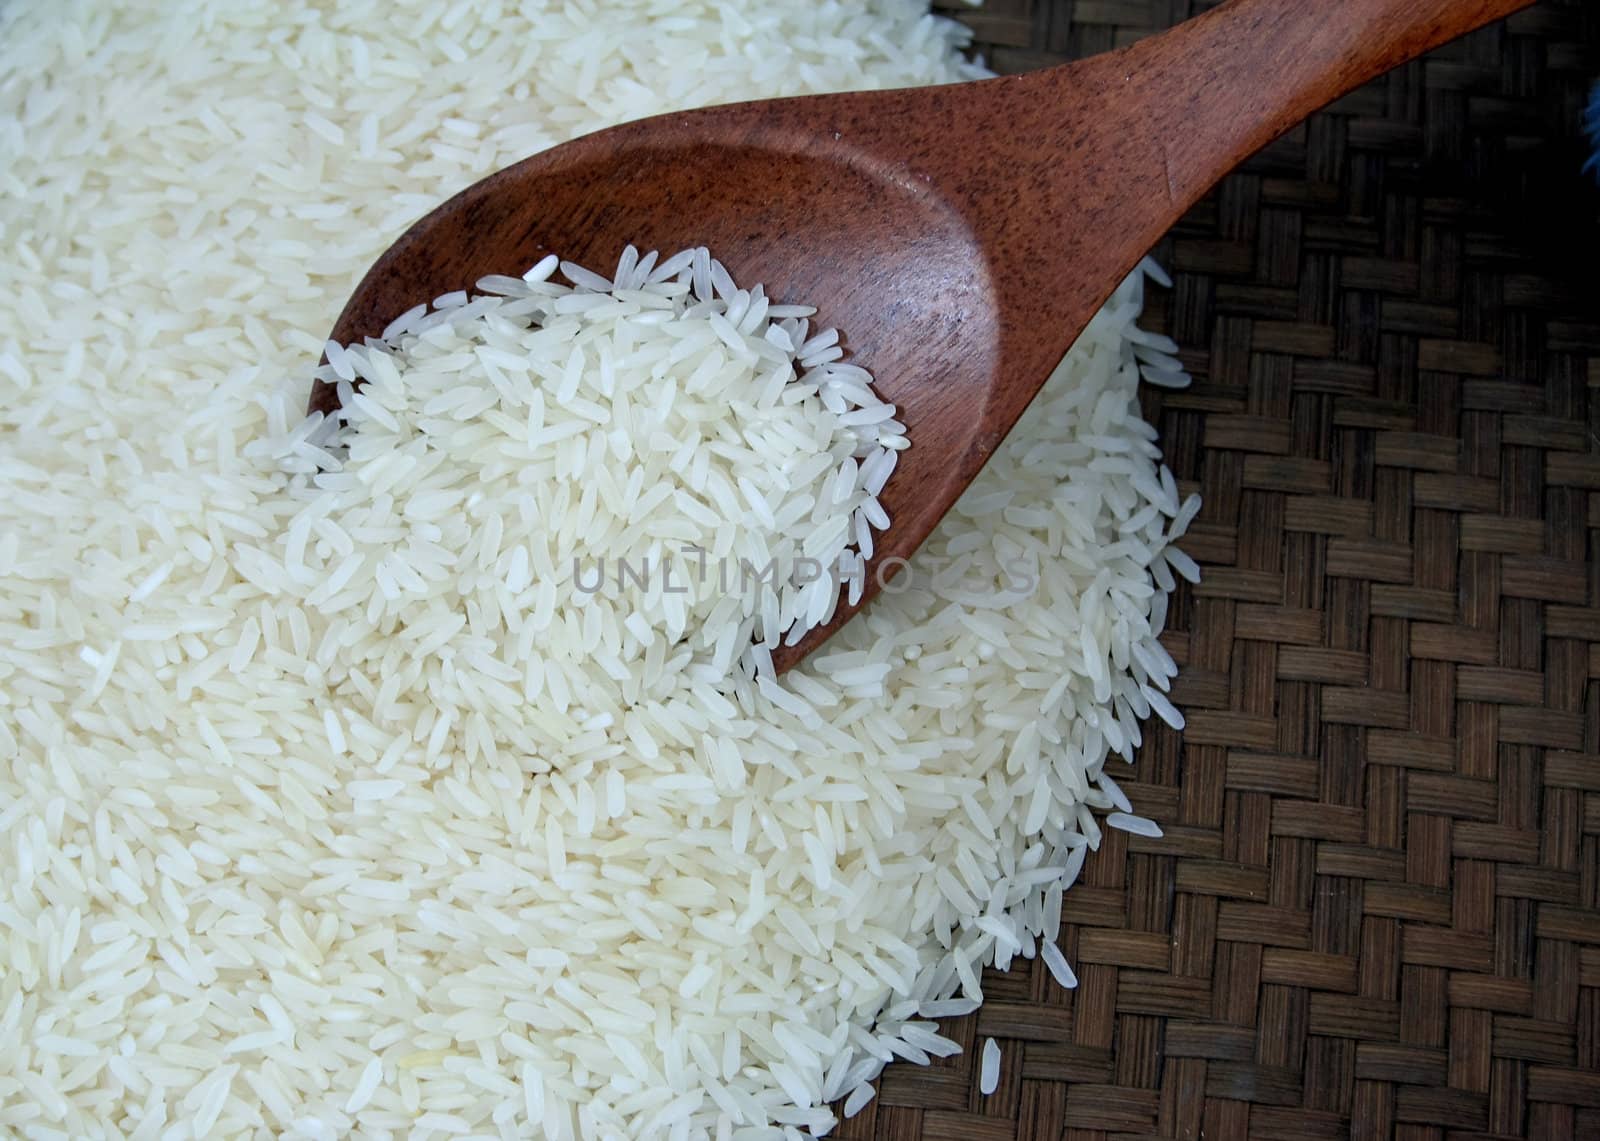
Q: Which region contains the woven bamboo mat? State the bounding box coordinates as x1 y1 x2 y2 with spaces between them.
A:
835 2 1600 1138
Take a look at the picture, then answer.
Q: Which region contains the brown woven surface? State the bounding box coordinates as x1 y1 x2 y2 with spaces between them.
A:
837 2 1600 1138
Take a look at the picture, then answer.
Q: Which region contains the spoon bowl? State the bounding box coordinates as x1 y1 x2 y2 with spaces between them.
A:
314 0 1532 671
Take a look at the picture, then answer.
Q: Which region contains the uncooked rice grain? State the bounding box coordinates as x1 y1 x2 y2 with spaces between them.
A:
0 1 1198 1138
309 244 901 674
979 1038 1002 1096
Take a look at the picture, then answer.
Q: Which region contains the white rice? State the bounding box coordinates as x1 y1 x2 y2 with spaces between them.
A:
308 245 900 675
0 1 1198 1138
1041 939 1080 991
979 1038 1002 1096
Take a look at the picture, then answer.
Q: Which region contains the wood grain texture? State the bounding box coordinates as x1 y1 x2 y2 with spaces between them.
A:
312 0 1531 671
828 1 1600 1137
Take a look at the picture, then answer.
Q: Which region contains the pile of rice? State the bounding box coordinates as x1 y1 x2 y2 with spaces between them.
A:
302 244 905 685
0 2 1197 1139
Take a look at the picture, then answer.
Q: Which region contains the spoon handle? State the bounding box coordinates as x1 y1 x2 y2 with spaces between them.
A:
994 0 1537 218
939 0 1535 441
1094 0 1538 208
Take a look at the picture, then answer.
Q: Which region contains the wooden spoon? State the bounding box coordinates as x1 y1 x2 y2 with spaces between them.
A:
312 0 1532 673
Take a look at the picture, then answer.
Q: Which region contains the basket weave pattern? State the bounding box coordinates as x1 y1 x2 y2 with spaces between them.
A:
836 2 1600 1137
